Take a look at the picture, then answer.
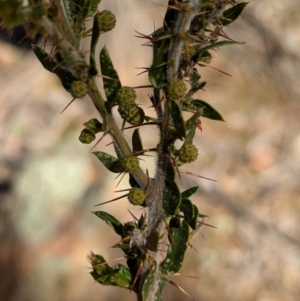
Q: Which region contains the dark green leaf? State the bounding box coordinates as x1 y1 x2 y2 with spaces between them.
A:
88 0 102 16
181 186 199 199
149 37 169 88
180 199 200 229
163 0 178 30
90 254 131 288
169 99 186 139
142 263 157 301
32 45 76 91
100 47 122 102
132 129 143 153
89 13 102 75
92 151 123 173
163 180 181 216
169 216 181 230
161 221 189 274
191 205 199 230
109 264 132 288
183 99 224 121
219 2 248 26
93 211 123 236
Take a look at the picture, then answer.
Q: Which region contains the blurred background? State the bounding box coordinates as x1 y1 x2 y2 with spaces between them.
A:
1 1 300 301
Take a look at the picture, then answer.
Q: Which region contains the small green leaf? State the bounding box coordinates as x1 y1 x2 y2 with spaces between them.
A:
109 264 132 288
132 129 143 153
93 211 123 236
180 198 194 224
100 47 122 102
185 111 202 131
149 37 169 88
92 151 123 173
89 13 102 75
142 263 157 301
179 199 199 230
88 0 102 16
161 221 189 274
90 253 131 288
219 2 248 26
163 180 181 216
191 205 199 230
169 99 186 139
184 111 202 147
181 186 199 199
32 45 76 91
183 99 224 121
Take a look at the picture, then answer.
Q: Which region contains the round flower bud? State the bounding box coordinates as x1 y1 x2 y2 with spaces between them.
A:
166 79 187 100
179 144 198 163
70 80 88 98
79 128 95 144
122 221 137 238
118 105 145 126
122 156 139 172
96 10 116 32
116 87 136 109
128 188 146 206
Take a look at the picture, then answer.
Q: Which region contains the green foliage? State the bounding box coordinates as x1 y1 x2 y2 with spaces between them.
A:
0 0 246 300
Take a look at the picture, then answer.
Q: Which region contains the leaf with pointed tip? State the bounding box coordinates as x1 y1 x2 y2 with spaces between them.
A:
88 0 102 16
191 205 199 230
108 264 132 288
161 221 189 274
89 13 102 75
32 45 76 91
181 186 199 199
170 99 186 139
90 253 114 278
219 2 248 26
163 180 181 216
100 47 122 102
142 263 156 301
132 129 143 153
149 37 169 88
180 199 199 229
93 151 123 173
185 111 202 131
183 99 224 121
93 211 123 236
163 0 178 30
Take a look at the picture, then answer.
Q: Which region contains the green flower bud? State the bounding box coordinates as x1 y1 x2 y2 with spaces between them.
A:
70 80 88 98
122 221 137 238
167 79 187 100
79 128 95 144
179 144 198 163
128 188 146 206
83 118 103 134
116 87 136 110
96 10 116 32
122 156 139 172
118 105 145 126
